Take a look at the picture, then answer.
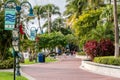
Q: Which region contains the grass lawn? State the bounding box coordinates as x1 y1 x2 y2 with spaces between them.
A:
24 59 36 64
0 72 28 80
45 57 57 63
21 57 57 64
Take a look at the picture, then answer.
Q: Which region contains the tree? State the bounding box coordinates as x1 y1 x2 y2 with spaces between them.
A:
90 22 114 41
64 0 104 28
72 9 102 48
37 32 67 52
42 4 61 33
89 5 114 41
34 5 45 34
113 0 119 57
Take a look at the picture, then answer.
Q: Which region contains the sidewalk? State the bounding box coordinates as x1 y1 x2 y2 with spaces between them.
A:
21 55 120 80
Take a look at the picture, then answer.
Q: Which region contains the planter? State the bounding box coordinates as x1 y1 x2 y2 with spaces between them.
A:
80 60 120 78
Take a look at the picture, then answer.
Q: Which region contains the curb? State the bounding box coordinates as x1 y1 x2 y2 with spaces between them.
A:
21 70 36 80
20 65 36 80
80 60 120 78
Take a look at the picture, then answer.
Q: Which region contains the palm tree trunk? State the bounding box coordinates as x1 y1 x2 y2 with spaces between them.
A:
38 15 42 34
47 10 51 33
113 0 119 57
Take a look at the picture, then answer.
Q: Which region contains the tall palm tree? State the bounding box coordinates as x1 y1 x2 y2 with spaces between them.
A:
34 5 45 34
42 4 61 33
43 17 65 32
113 0 119 57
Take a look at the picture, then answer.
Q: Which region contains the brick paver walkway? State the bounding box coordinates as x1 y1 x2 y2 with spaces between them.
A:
21 55 120 80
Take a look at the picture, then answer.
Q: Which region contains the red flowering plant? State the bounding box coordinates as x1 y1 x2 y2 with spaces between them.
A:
84 39 114 60
98 39 114 56
84 40 98 60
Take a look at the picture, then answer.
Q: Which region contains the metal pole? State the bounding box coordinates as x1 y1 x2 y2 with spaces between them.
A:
15 11 21 76
13 50 16 80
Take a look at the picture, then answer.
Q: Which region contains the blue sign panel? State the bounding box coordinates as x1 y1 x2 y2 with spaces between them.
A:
5 8 16 30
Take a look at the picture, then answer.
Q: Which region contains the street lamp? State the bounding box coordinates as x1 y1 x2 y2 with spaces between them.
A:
30 27 38 62
4 0 34 78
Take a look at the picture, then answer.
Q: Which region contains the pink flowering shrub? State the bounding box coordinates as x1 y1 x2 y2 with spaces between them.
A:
84 39 114 60
98 39 114 56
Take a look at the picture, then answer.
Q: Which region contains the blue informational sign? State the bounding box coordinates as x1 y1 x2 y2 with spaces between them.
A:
5 8 16 30
30 28 36 41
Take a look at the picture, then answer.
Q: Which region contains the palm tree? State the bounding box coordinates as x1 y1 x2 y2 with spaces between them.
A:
42 4 61 33
34 5 45 34
113 0 119 57
89 22 114 41
64 0 87 26
100 5 113 22
43 17 64 32
64 0 104 27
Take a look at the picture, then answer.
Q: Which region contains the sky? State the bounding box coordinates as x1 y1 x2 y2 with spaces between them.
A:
28 0 66 13
27 0 67 34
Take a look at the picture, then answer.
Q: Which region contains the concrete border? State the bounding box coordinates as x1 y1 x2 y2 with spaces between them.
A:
21 65 36 80
80 60 120 78
21 70 36 80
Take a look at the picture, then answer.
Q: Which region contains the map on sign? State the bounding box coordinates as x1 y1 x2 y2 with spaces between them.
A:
5 8 16 30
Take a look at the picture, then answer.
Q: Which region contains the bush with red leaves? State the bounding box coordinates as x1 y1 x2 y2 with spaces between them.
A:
98 39 114 56
84 39 114 60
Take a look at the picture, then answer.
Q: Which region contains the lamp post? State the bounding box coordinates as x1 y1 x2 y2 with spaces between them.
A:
4 0 34 78
30 27 38 62
12 29 19 80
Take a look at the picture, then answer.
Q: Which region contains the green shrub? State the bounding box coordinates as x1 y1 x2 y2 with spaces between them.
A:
77 51 86 55
0 57 13 69
93 56 120 66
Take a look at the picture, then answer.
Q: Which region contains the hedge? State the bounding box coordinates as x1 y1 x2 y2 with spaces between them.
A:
93 56 120 66
0 58 13 69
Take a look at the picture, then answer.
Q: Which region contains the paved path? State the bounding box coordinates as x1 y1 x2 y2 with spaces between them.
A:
21 55 120 80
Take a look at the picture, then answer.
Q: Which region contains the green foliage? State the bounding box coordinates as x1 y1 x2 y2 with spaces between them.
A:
65 34 79 45
0 72 28 80
0 10 12 60
20 39 35 51
21 57 57 64
38 32 67 50
77 51 86 55
0 57 13 69
88 5 114 41
45 57 57 63
89 22 114 41
72 9 102 48
94 56 120 66
22 59 36 64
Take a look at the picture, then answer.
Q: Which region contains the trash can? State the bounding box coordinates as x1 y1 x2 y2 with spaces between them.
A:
38 53 45 63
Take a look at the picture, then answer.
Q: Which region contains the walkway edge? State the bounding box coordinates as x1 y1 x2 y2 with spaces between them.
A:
21 67 36 80
80 60 120 78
